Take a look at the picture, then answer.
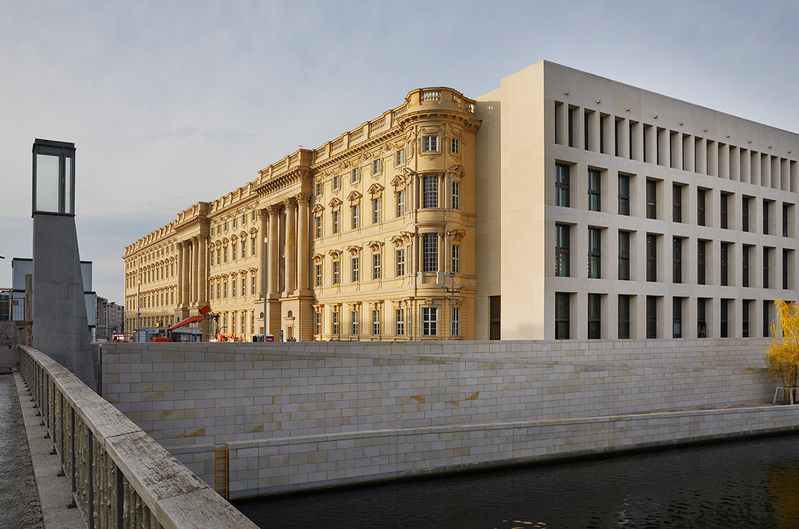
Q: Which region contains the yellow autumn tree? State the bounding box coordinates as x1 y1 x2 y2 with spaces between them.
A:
766 299 799 404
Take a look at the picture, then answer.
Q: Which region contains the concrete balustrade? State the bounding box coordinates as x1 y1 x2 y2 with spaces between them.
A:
19 345 257 529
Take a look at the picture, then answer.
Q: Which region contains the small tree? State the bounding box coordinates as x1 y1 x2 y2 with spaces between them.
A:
766 299 799 403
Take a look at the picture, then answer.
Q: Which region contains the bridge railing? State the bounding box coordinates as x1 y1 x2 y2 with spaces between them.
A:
19 346 257 529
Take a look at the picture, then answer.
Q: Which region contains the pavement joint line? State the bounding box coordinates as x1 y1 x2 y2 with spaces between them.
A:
14 370 87 529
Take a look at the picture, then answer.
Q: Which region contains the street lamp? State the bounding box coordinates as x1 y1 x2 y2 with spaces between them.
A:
32 139 75 216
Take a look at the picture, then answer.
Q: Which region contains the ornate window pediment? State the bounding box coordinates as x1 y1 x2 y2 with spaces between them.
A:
346 245 362 255
328 197 342 210
347 190 362 202
313 203 326 214
367 240 384 252
328 249 342 259
312 253 325 263
367 183 384 197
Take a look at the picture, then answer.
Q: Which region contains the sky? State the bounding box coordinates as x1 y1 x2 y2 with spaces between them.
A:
1 0 798 305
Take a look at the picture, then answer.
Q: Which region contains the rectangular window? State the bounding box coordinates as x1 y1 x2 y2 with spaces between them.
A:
618 231 630 280
315 264 322 287
422 136 438 152
232 243 237 261
422 307 438 336
316 312 322 335
697 240 706 285
721 242 729 286
451 181 461 210
396 249 405 276
556 164 570 207
316 182 322 196
373 310 380 336
783 249 790 290
333 175 340 190
742 245 750 288
332 211 340 234
333 261 340 285
697 298 707 338
646 180 657 219
252 238 256 256
764 247 770 289
556 224 570 277
451 138 460 155
588 169 601 211
720 299 729 338
242 241 246 259
764 201 770 235
646 296 657 339
618 295 630 339
372 198 381 224
224 281 228 298
618 175 630 216
241 278 245 296
332 311 339 336
396 309 405 336
351 257 359 282
217 283 220 299
352 167 360 184
372 159 381 175
452 307 460 337
588 227 601 279
742 197 749 232
352 204 360 229
373 254 381 280
396 190 406 217
673 297 682 338
764 300 771 338
742 299 750 337
783 203 790 237
251 276 255 295
224 246 228 262
351 311 359 335
315 216 322 238
720 193 728 229
698 189 706 226
396 149 405 166
555 293 569 339
673 237 682 284
490 296 501 340
647 234 657 282
451 244 460 274
423 233 438 272
673 185 682 223
423 175 438 208
587 293 600 339
232 218 236 229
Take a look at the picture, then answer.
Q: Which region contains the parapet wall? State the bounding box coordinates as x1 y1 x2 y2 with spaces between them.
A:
99 338 795 498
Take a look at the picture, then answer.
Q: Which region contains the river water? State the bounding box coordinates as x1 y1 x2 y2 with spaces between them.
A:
236 434 799 528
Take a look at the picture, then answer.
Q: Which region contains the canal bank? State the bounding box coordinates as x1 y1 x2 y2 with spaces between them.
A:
98 338 799 499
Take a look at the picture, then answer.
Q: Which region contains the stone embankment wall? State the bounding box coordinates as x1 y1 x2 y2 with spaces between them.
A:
100 339 799 499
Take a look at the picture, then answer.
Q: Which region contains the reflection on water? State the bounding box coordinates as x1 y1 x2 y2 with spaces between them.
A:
236 434 799 529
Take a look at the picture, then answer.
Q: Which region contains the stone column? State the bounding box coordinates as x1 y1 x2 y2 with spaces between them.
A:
176 242 184 307
191 237 199 306
285 197 297 294
256 209 267 299
180 241 190 308
198 234 207 305
297 194 310 292
267 205 280 295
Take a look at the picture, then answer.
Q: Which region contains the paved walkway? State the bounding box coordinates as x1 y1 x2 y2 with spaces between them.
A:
0 373 43 529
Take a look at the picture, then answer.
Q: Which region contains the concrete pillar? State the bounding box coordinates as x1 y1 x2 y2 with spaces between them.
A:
297 194 310 292
285 197 297 294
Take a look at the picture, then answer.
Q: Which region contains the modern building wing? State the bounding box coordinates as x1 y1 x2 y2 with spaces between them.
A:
124 61 799 342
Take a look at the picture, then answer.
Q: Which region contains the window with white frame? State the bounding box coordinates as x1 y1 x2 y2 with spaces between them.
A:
451 245 460 273
241 278 245 296
352 204 360 229
252 211 256 222
396 248 405 276
333 261 340 284
423 233 438 272
251 276 255 295
396 308 405 335
316 182 322 196
422 136 438 152
224 246 228 262
451 138 460 155
351 310 359 335
373 310 380 336
332 311 339 335
315 312 322 335
396 190 405 217
232 218 237 229
333 175 340 189
315 216 322 238
232 243 237 261
351 257 359 282
452 307 460 336
372 159 381 175
396 149 405 166
373 253 381 279
332 210 340 234
352 168 360 184
251 238 256 256
422 307 438 336
372 197 381 224
315 264 322 287
216 283 220 298
451 181 460 210
423 175 438 208
241 314 245 333
224 281 227 298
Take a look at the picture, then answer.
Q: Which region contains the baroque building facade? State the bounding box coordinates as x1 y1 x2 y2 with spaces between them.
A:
124 88 479 341
125 61 799 342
